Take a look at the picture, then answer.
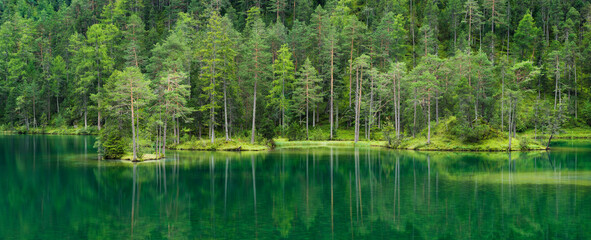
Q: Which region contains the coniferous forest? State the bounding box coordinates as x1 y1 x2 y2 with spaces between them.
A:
1 0 591 159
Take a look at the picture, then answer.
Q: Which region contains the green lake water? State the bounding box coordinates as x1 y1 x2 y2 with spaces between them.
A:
1 135 590 239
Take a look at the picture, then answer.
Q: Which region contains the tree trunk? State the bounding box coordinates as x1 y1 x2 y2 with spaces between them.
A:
554 54 559 110
306 72 309 140
507 98 512 150
349 32 354 108
546 134 553 150
355 68 363 143
163 120 167 157
251 80 257 144
84 98 88 130
330 41 334 140
131 83 137 161
427 93 431 144
224 78 229 141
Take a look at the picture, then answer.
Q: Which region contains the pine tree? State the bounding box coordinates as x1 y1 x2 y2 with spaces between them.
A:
513 11 540 60
293 58 323 140
242 7 270 144
105 67 154 161
352 54 370 142
123 14 146 68
199 11 225 144
268 44 294 135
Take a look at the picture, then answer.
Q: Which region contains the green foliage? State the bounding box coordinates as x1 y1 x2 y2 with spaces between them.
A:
449 117 496 143
0 0 589 152
100 129 126 159
286 123 306 141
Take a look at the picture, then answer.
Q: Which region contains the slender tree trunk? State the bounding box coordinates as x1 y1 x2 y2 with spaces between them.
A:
224 78 229 141
435 90 439 124
349 33 354 108
554 54 559 110
369 72 374 140
251 79 257 144
131 82 137 161
501 69 504 131
413 88 417 138
397 72 401 139
507 98 512 150
84 98 88 130
427 93 431 144
354 67 360 142
355 68 363 143
574 62 578 119
330 40 334 140
306 72 309 140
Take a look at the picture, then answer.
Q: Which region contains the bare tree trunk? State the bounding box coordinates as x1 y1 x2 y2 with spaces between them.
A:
354 67 360 142
131 85 137 161
251 78 257 144
330 41 334 140
356 68 363 142
501 69 504 131
507 98 512 150
427 93 431 144
84 98 88 130
306 71 309 140
163 120 167 157
224 78 229 141
369 72 374 140
554 54 559 110
413 88 417 138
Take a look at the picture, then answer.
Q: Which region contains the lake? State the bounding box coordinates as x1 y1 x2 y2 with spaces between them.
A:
1 135 590 239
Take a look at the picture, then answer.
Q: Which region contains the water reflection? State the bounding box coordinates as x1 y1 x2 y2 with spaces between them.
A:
1 135 591 239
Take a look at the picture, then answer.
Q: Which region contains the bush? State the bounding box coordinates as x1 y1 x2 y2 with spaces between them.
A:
581 102 591 126
102 133 126 159
450 118 493 143
286 123 306 141
309 127 327 140
518 136 530 150
50 114 67 127
381 122 395 145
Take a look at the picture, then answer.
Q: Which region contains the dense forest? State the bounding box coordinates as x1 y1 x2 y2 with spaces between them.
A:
1 0 591 159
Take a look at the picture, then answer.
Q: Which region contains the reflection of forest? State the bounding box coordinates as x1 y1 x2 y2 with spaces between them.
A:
1 135 590 239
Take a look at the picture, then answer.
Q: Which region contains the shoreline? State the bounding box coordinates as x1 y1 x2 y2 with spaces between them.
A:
3 129 590 153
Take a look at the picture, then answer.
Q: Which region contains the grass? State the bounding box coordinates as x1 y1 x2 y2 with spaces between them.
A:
274 119 548 152
392 118 546 151
522 127 591 139
274 139 387 148
395 134 546 151
173 137 269 151
120 153 164 162
0 125 97 135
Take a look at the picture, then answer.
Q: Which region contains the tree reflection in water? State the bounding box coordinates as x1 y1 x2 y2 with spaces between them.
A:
1 135 591 239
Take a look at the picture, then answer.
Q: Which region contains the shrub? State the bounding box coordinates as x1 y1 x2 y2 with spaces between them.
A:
286 123 306 141
581 102 591 126
381 122 395 145
450 118 493 143
519 136 530 150
102 133 126 159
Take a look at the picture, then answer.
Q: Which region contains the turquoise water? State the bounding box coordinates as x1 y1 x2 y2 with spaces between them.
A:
1 135 590 239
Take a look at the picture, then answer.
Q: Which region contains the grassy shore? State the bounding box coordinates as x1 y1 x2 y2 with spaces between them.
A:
522 127 591 139
274 138 387 148
173 138 269 151
393 134 546 151
4 123 588 153
0 125 97 135
120 153 164 162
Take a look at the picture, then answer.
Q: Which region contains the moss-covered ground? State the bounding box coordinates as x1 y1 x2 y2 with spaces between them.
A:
173 137 269 151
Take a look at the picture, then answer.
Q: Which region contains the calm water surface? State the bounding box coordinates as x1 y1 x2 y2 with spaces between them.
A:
1 135 590 239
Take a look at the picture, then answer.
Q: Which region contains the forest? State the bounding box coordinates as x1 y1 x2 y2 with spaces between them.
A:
1 0 591 160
